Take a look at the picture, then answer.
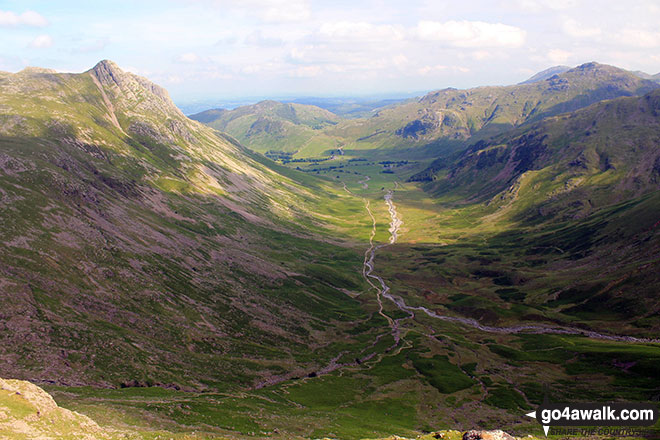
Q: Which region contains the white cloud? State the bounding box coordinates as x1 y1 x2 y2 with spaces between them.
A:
418 64 469 76
547 48 571 63
202 0 311 23
258 0 311 23
0 9 48 27
28 34 53 49
470 50 496 60
616 28 660 48
415 20 526 48
291 65 322 77
392 54 408 68
176 52 201 63
244 30 283 47
507 0 579 12
562 19 601 38
318 21 405 43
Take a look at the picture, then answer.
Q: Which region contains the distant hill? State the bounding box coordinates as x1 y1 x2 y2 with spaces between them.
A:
290 96 413 118
519 65 571 84
632 70 660 83
190 100 342 156
337 62 660 149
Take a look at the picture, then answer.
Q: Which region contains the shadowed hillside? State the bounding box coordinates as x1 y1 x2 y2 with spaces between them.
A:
0 61 370 391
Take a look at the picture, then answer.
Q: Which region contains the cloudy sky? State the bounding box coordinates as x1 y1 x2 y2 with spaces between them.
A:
2 0 660 104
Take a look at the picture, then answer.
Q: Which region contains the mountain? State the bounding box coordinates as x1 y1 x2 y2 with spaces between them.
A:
632 70 660 83
406 88 660 326
190 100 341 156
0 60 369 391
336 62 659 149
414 87 660 207
518 65 571 84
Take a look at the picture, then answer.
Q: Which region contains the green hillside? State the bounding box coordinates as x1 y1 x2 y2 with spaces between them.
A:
416 88 660 210
190 100 341 157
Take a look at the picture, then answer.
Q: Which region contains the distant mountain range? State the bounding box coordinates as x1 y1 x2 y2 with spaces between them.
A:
192 62 660 159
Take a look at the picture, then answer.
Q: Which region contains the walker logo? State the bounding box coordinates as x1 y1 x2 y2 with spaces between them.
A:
525 402 658 436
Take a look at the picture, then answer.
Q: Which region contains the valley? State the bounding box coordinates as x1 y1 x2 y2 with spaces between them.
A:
1 60 660 440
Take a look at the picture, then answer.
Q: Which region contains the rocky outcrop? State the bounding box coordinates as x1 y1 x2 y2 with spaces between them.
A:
0 378 113 439
462 430 518 440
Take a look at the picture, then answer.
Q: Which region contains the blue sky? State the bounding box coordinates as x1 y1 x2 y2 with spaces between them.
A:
2 0 660 104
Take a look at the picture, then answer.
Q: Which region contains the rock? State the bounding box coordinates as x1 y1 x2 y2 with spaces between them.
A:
463 430 517 440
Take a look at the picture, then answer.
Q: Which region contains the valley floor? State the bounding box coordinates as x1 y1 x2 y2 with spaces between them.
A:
31 166 660 439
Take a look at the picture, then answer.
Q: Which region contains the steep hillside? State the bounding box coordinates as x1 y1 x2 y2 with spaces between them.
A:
400 89 660 332
420 88 660 214
190 100 341 156
0 61 370 390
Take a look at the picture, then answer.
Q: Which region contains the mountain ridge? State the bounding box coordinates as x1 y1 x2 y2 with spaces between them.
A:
190 62 660 160
190 99 341 156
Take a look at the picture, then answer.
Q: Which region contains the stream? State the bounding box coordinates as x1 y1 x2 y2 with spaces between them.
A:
364 190 659 344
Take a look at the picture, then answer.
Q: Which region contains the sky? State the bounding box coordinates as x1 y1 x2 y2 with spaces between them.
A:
2 0 660 105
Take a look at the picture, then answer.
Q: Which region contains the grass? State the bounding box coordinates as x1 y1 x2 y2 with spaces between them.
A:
409 353 475 394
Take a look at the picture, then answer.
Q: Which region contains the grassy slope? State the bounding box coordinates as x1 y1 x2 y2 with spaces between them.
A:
4 377 548 440
190 101 342 157
44 168 660 440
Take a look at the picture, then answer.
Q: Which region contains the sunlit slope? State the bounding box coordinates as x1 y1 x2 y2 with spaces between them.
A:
2 376 546 440
0 61 370 390
190 100 341 156
0 377 116 440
